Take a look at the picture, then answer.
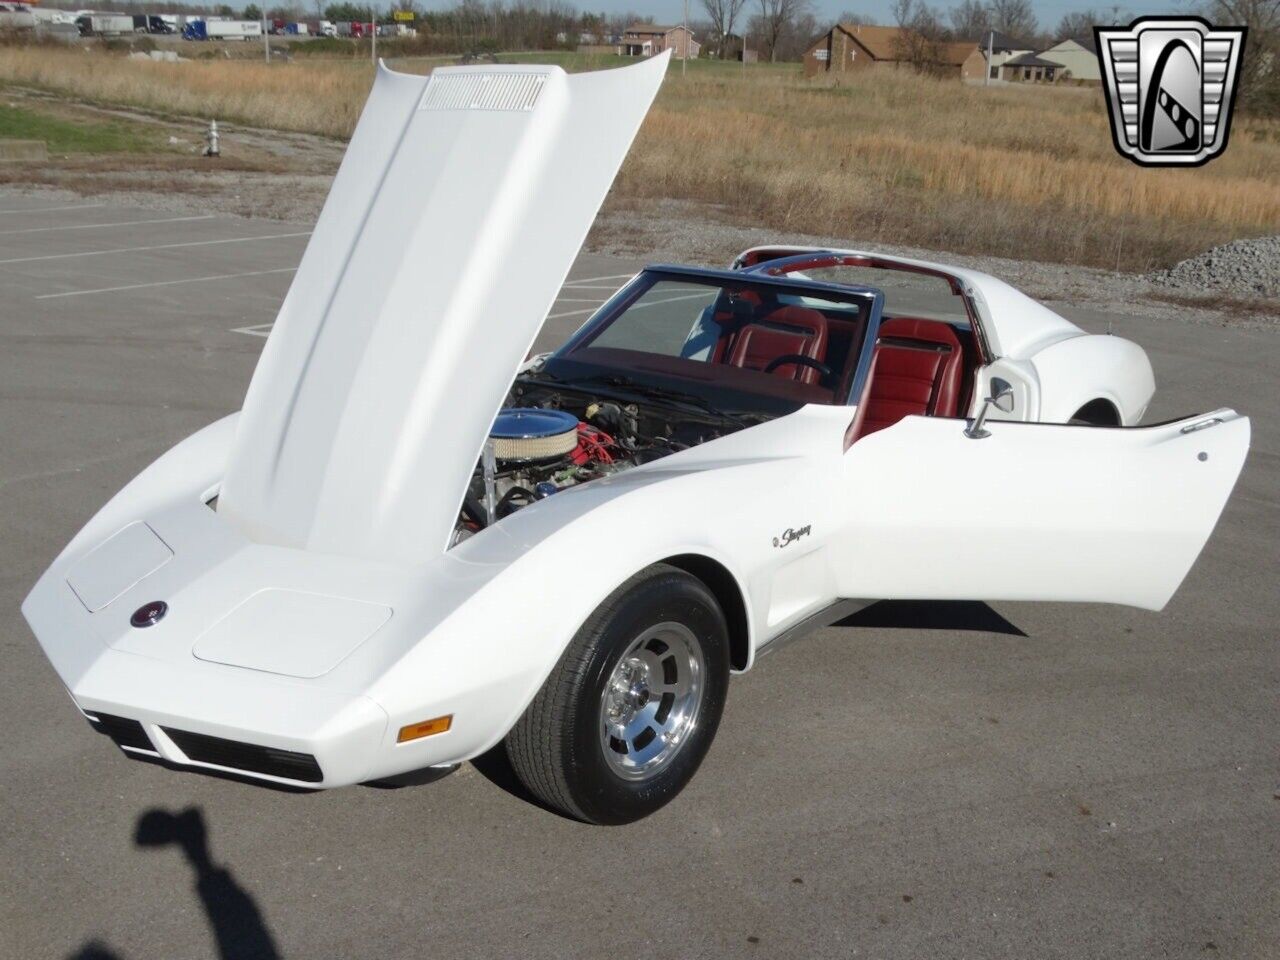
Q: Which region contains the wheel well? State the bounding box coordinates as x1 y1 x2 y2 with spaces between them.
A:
1070 398 1121 425
662 554 750 671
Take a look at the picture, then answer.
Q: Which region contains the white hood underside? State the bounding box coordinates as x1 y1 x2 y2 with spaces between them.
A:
218 54 669 565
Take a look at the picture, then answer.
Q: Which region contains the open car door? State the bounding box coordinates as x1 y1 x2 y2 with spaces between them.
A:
834 409 1249 611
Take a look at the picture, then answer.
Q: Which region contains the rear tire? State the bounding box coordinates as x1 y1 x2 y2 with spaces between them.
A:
506 564 730 824
1068 399 1121 426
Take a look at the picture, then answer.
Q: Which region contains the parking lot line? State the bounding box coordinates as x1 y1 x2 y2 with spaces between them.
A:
545 305 602 320
0 214 217 236
0 202 108 215
231 322 275 338
36 267 297 300
562 273 633 286
3 231 311 266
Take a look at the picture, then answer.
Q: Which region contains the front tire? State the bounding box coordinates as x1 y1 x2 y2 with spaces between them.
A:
506 564 731 824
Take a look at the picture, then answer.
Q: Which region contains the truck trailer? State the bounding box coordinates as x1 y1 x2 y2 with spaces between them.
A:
183 19 262 41
76 13 136 36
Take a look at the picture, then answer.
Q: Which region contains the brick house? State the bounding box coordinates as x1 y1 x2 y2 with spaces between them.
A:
620 23 700 59
803 23 986 81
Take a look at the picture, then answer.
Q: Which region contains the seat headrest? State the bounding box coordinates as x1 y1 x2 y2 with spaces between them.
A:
878 316 962 350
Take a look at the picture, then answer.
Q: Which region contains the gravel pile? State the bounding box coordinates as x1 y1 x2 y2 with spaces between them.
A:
1148 235 1280 299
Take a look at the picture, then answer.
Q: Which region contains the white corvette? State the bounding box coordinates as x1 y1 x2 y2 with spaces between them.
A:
23 55 1249 823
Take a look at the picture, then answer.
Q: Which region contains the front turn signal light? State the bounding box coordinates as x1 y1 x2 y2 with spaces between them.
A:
397 715 453 743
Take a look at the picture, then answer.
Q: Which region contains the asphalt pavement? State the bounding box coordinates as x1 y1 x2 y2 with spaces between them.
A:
0 194 1275 960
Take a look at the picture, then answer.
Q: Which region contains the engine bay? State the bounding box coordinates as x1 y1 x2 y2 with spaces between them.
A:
452 378 755 544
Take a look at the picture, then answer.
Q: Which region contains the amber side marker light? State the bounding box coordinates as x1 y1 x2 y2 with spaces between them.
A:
397 715 453 743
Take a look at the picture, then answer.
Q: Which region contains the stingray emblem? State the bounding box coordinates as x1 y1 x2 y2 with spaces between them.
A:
772 525 812 548
1095 17 1246 167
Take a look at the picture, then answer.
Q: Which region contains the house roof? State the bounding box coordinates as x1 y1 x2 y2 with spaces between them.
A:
834 23 979 65
936 40 982 66
1042 35 1097 54
834 24 909 60
980 29 1034 52
1005 52 1066 67
624 23 683 36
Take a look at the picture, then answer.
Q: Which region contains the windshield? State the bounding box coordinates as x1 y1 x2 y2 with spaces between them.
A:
537 271 875 415
801 265 968 325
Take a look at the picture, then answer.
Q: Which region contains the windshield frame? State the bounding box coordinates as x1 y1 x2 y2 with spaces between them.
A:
550 266 885 408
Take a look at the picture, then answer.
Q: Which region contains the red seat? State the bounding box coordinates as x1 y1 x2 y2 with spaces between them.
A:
857 317 963 436
727 306 829 386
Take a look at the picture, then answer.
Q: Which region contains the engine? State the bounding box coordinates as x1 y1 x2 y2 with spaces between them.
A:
451 389 736 545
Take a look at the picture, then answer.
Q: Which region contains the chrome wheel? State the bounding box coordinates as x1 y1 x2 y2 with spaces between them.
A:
599 621 706 781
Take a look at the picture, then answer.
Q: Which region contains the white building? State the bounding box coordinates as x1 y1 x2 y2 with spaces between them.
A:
1039 36 1102 82
979 30 1035 81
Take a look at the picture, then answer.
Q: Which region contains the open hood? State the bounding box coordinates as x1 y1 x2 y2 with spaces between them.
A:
219 54 669 564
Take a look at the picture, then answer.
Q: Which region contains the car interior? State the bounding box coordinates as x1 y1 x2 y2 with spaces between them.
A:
700 285 980 439
727 251 985 439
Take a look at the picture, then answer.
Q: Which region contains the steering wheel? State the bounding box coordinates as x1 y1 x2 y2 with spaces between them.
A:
764 354 832 378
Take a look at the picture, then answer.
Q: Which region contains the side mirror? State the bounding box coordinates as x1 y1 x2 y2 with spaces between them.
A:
964 378 1014 439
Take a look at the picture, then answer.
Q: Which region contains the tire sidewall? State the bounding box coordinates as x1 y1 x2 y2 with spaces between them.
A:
567 570 730 825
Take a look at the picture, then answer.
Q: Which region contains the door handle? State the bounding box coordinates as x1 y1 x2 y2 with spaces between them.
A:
1180 417 1224 434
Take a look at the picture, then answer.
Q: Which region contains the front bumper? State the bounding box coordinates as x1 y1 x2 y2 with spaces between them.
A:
48 627 391 789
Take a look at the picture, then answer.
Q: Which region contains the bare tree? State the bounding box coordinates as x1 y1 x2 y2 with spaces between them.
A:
1201 0 1280 115
892 0 947 70
986 0 1037 39
949 0 990 40
756 0 812 61
701 0 749 57
838 9 877 25
1053 9 1100 39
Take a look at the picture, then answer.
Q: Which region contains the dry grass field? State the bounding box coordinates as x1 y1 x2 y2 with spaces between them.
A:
2 45 1277 271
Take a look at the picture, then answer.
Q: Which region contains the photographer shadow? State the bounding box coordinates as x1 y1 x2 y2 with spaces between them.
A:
66 807 282 960
134 807 281 960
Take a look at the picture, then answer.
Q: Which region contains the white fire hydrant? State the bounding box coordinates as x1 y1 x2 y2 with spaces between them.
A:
203 119 220 158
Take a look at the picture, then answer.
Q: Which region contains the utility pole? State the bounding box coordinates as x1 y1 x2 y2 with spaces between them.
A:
682 0 688 77
371 2 377 64
263 12 269 62
984 29 992 86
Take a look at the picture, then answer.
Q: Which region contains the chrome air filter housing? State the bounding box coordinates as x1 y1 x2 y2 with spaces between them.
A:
489 408 579 463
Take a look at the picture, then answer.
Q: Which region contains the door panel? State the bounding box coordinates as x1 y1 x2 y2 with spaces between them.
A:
834 409 1249 610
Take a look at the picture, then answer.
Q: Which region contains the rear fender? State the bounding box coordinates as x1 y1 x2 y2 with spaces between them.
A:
1031 334 1155 425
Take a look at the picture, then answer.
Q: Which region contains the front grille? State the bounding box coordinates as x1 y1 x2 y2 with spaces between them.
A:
162 727 323 783
89 713 154 752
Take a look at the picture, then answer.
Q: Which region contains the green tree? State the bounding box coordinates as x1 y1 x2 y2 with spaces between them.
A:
243 4 263 20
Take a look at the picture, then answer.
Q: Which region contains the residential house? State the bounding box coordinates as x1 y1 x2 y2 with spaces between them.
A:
1039 35 1101 82
1002 52 1065 82
803 23 986 81
976 29 1036 81
620 23 700 59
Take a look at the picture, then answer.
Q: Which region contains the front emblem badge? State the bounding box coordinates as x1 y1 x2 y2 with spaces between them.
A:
130 600 168 628
1095 17 1246 167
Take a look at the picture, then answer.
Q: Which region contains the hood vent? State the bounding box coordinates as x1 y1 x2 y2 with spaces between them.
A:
419 72 547 112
